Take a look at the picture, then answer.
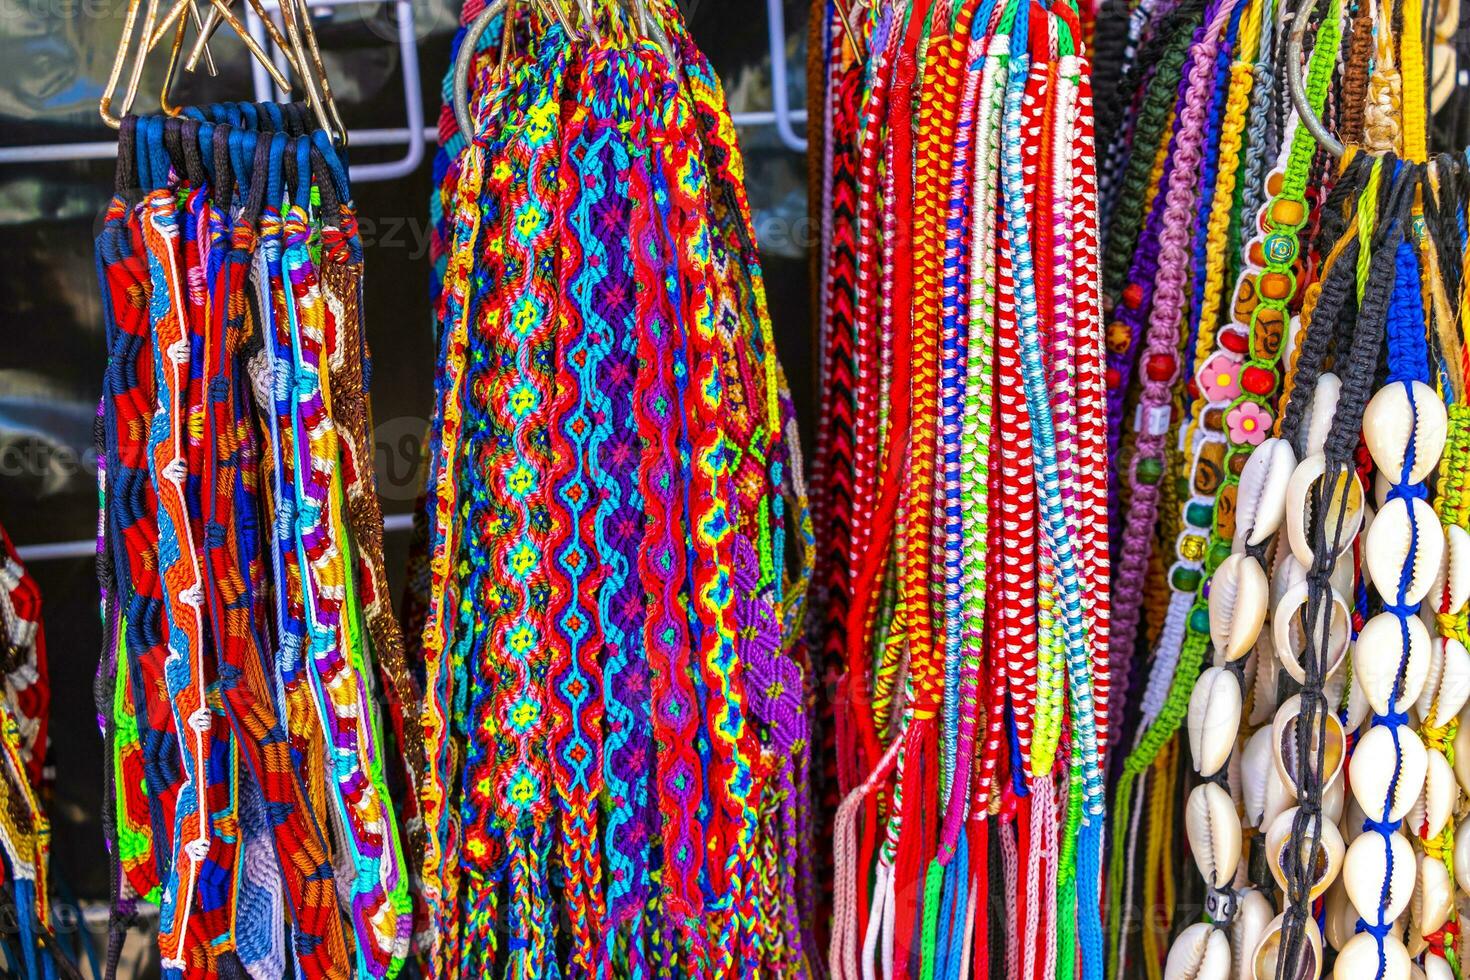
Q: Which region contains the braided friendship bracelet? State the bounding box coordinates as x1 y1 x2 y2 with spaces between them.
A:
94 114 403 978
813 0 1110 975
0 526 56 975
1100 0 1346 968
73 0 1470 975
411 4 818 976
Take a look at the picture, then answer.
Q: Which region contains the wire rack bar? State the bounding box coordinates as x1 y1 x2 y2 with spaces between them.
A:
0 0 808 173
6 2 808 563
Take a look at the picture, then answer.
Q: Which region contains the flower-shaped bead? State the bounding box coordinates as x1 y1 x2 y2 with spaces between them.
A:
1197 352 1243 402
1226 401 1272 445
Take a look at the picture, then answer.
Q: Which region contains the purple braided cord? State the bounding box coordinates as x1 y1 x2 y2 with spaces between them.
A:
1109 0 1240 670
1103 174 1168 738
1105 183 1168 479
1103 51 1201 481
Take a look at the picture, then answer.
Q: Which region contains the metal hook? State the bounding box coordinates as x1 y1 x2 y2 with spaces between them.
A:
453 0 511 138
833 0 866 59
1283 0 1348 157
184 3 223 72
99 0 152 128
450 0 586 139
277 0 348 144
212 0 301 94
533 0 576 36
148 0 301 88
143 0 218 75
574 0 601 39
623 0 676 64
100 0 343 143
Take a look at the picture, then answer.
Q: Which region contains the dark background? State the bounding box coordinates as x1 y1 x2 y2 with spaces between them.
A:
0 0 815 968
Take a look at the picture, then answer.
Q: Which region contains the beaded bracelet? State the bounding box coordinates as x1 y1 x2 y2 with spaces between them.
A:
1108 0 1243 767
1105 3 1264 969
1105 1 1343 959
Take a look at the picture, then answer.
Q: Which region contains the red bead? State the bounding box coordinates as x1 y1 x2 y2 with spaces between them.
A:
1220 329 1248 354
1106 367 1122 389
1241 365 1274 395
1145 353 1176 381
1123 283 1144 309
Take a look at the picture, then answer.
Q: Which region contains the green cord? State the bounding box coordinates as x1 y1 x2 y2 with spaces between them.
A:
1100 14 1200 300
1055 762 1082 979
919 860 945 980
1105 0 1344 966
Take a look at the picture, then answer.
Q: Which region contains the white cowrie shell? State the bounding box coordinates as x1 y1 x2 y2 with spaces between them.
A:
1304 373 1341 459
1413 853 1454 940
1332 931 1411 980
1377 469 1395 511
1456 705 1470 795
1324 877 1359 950
1323 667 1348 713
1365 496 1446 607
1408 748 1455 842
1341 789 1369 845
1454 817 1470 894
1344 667 1373 731
1352 612 1432 715
1349 723 1428 823
1264 806 1344 899
1189 667 1243 776
1250 631 1282 727
1415 637 1470 729
1239 643 1260 709
1331 548 1357 602
1429 524 1470 616
1408 909 1429 959
1165 923 1232 980
1274 695 1347 795
1363 380 1448 485
1344 829 1416 922
1227 738 1244 802
1286 453 1367 566
1232 889 1274 980
1273 582 1351 683
1252 913 1323 980
1404 925 1425 958
1419 599 1440 643
1241 726 1274 828
1424 955 1453 980
1186 782 1242 889
1211 554 1270 662
1321 776 1345 825
1272 553 1308 610
1263 761 1296 831
1236 438 1297 548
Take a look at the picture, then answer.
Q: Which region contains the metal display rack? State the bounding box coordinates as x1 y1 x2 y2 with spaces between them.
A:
0 0 808 177
6 0 808 565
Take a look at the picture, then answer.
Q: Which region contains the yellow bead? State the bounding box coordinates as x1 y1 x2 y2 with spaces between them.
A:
1259 273 1290 300
1271 199 1305 227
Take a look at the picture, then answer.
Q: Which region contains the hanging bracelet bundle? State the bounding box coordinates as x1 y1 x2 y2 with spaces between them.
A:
50 0 1470 975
